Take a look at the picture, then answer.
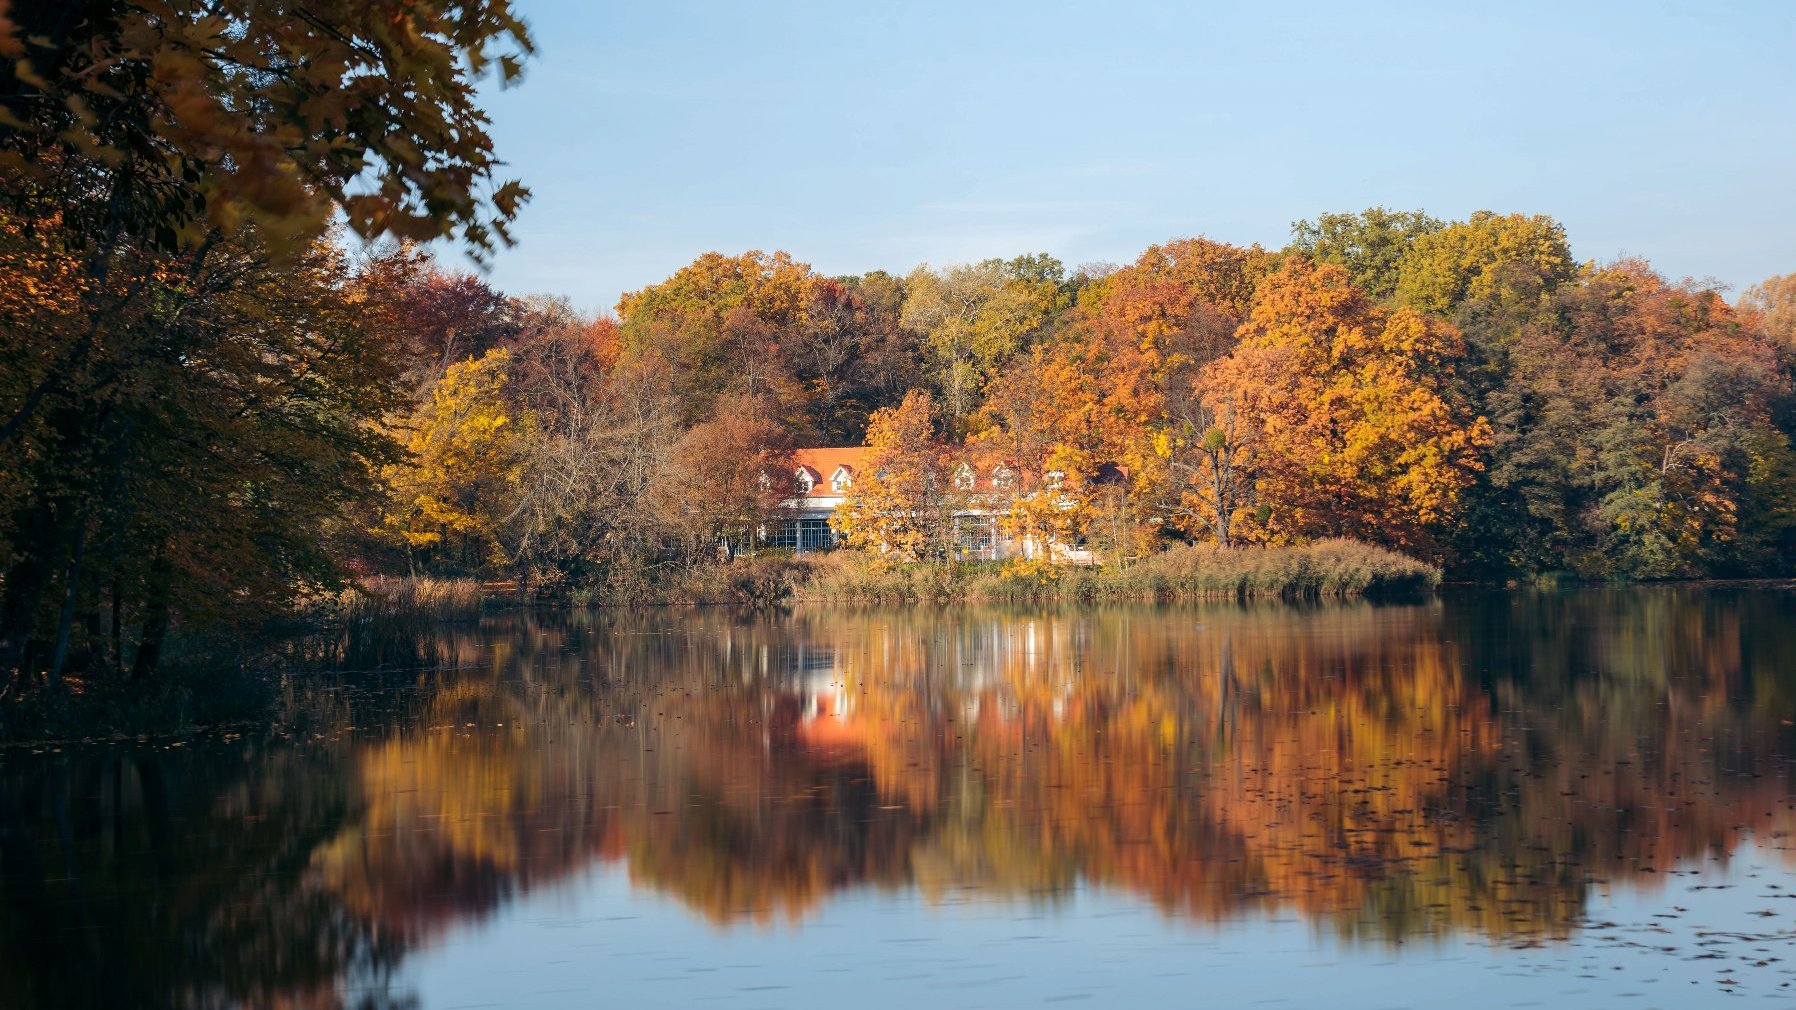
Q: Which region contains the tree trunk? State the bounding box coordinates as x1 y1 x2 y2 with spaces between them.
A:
46 511 89 684
130 553 173 682
75 595 102 676
109 575 124 678
0 505 57 682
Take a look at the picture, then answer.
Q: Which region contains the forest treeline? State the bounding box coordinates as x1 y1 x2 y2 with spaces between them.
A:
242 215 1796 602
5 3 1796 688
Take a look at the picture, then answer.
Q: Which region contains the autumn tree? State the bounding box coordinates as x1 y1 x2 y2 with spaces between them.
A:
1485 262 1794 577
1741 273 1796 350
615 250 821 422
656 396 795 560
1035 237 1274 550
379 252 526 388
0 0 532 258
0 1 535 684
1199 258 1491 553
382 349 529 574
0 230 416 683
833 391 963 563
1080 236 1272 323
1164 402 1258 548
977 343 1128 561
1394 211 1576 317
503 324 682 595
837 271 928 416
899 259 1060 428
782 272 925 441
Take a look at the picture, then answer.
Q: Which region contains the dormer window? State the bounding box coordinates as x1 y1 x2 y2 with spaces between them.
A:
757 471 772 492
953 464 975 491
830 466 853 492
992 464 1014 490
795 469 815 494
1045 469 1066 491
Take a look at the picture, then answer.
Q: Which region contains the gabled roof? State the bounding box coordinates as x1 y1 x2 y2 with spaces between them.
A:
791 447 868 499
784 447 1125 500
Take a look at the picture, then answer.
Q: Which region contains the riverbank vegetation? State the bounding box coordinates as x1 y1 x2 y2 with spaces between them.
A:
4 5 1796 695
683 540 1438 606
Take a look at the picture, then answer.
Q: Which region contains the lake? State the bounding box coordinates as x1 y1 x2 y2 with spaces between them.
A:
4 588 1796 1008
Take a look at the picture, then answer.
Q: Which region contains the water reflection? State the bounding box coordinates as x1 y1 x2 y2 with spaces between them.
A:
4 589 1795 1008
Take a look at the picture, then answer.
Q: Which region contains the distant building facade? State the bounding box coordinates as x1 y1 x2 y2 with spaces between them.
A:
763 447 1111 563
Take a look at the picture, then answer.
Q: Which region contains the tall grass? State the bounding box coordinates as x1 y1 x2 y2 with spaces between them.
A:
338 576 486 622
670 540 1438 606
309 576 487 671
1086 539 1440 600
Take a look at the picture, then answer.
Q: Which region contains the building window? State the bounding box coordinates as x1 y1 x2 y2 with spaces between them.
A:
796 470 814 494
831 467 852 492
797 518 834 552
992 464 1014 490
954 464 974 490
956 515 996 559
763 518 837 553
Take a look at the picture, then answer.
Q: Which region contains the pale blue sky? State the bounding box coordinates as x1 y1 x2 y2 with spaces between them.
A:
469 0 1796 314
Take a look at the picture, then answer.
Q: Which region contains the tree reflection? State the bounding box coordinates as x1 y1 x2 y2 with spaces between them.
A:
4 591 1795 1007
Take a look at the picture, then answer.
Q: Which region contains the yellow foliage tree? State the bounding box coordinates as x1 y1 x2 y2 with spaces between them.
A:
832 390 962 563
1394 211 1575 316
384 348 530 570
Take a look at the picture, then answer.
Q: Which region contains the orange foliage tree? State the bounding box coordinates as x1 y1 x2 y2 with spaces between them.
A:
1198 258 1491 552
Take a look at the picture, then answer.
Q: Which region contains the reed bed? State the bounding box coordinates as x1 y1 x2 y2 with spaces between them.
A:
336 576 487 623
305 576 488 670
1083 539 1440 600
679 540 1437 606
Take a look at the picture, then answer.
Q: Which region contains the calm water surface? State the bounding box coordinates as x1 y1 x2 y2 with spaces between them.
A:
5 589 1796 1008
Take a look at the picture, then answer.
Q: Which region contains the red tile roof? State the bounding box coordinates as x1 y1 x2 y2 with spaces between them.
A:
787 447 1124 500
791 447 868 499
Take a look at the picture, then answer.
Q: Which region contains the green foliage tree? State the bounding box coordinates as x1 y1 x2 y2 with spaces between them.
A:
1289 207 1444 300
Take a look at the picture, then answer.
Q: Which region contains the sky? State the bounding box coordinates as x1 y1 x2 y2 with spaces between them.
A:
467 0 1796 314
